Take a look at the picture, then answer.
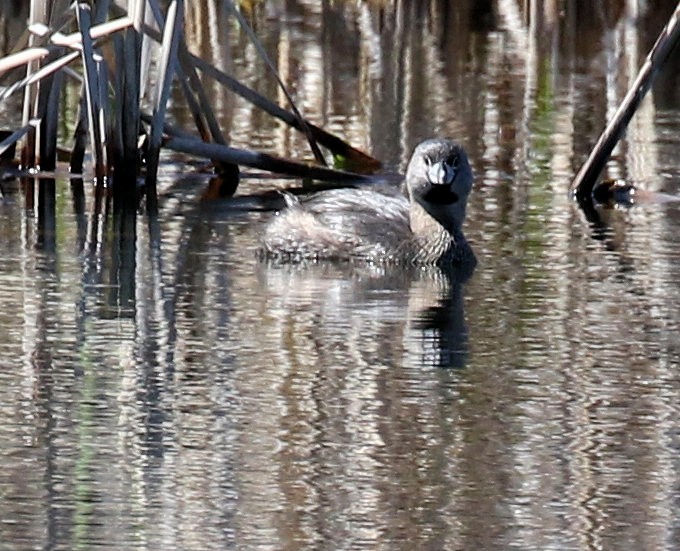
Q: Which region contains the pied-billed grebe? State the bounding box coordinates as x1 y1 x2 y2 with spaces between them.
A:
260 138 475 266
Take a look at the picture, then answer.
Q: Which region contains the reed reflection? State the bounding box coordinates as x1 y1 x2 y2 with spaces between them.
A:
36 178 56 253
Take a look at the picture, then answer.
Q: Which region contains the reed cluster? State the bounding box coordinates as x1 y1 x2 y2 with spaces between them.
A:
0 0 380 214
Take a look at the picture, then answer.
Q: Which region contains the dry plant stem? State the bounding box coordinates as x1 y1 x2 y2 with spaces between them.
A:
76 3 106 182
145 0 184 213
0 121 38 159
164 137 373 184
185 51 381 170
138 21 381 170
0 47 54 76
51 16 133 47
20 0 46 171
179 43 227 146
225 0 326 166
110 25 143 193
70 87 88 174
39 63 62 170
0 17 133 76
0 50 80 102
146 0 237 178
178 78 210 142
572 3 680 199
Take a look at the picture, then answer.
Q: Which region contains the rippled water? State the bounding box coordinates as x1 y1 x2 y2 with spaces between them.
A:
1 1 680 550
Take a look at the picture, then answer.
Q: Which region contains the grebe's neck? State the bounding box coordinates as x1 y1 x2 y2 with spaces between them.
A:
409 201 444 236
408 202 458 263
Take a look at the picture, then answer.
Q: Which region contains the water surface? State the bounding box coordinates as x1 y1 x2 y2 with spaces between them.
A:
1 1 680 549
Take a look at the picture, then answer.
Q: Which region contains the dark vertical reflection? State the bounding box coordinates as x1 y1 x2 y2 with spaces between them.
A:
33 274 60 551
414 273 470 369
33 191 62 548
21 176 35 212
108 199 137 315
96 173 140 318
69 178 87 253
37 178 56 253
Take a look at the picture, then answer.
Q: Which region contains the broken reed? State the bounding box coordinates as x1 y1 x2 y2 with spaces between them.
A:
0 0 381 215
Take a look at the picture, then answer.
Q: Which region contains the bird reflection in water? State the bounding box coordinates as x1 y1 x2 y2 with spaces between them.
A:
257 260 475 371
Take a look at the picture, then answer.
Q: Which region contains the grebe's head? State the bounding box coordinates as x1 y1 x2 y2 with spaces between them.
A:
405 139 473 232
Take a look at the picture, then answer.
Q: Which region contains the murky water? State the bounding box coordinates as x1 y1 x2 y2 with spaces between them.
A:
1 1 680 549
